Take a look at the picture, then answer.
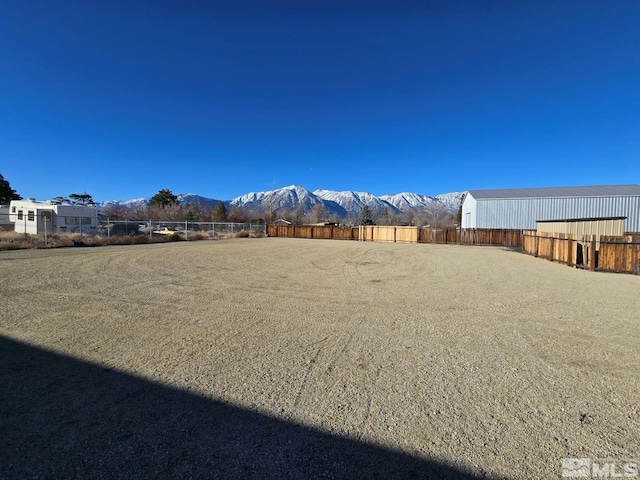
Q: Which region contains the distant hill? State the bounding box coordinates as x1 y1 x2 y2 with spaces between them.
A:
97 185 463 220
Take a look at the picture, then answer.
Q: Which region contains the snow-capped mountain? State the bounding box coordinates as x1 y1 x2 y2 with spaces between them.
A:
313 189 399 217
175 194 221 209
230 185 322 212
379 192 437 212
97 197 149 210
98 185 463 220
97 194 221 211
435 192 464 212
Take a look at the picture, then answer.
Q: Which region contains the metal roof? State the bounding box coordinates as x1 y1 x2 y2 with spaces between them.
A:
467 184 640 200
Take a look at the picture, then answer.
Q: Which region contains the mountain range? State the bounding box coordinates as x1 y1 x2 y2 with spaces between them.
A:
98 185 463 220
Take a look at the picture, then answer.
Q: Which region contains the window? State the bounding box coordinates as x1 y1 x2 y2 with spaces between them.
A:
41 211 52 222
11 206 16 213
28 211 35 221
17 210 23 220
65 216 92 225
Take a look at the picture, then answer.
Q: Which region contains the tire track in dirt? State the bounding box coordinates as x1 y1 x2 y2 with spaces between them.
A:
3 238 639 479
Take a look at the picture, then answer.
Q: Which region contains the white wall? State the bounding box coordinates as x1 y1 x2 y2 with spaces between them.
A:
9 200 98 234
461 193 476 228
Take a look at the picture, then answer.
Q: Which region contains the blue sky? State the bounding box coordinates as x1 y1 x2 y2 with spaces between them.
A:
1 1 639 202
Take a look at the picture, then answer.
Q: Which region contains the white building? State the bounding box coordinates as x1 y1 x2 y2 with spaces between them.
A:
461 185 640 232
9 198 98 235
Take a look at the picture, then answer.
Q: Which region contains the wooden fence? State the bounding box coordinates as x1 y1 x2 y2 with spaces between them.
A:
418 228 523 247
598 235 640 274
267 225 639 274
522 231 640 274
267 225 522 247
267 225 359 240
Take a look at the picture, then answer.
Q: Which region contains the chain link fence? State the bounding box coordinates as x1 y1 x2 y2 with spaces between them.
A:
0 212 264 237
99 219 266 240
0 212 12 231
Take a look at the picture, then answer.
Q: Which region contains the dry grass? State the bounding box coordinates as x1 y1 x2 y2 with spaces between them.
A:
0 229 263 251
1 238 639 478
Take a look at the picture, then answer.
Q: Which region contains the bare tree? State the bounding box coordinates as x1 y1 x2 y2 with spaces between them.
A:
101 203 130 220
311 203 327 223
424 202 448 227
376 207 399 226
280 205 306 225
293 205 307 224
262 198 279 224
198 203 215 222
129 204 148 220
147 202 185 221
399 209 418 226
227 205 250 223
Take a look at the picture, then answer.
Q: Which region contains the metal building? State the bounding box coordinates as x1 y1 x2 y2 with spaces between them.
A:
460 185 640 232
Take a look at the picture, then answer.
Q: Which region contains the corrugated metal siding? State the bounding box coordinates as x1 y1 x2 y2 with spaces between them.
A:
472 195 640 231
536 218 625 237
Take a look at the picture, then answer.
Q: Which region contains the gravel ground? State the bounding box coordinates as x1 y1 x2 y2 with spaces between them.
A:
1 238 639 479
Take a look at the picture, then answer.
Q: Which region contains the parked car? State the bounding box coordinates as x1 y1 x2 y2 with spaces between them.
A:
153 227 178 235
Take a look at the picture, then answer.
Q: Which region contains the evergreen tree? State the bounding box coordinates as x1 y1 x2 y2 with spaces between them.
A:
149 189 178 208
213 201 228 222
456 194 465 225
358 205 374 225
69 192 95 206
0 173 22 204
377 207 393 226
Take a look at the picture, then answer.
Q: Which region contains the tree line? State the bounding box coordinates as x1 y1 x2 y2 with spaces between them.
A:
102 190 458 226
101 189 252 223
2 174 459 226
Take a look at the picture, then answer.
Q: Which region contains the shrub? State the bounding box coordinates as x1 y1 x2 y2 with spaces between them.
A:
0 226 263 250
0 232 36 250
185 232 209 241
165 233 183 242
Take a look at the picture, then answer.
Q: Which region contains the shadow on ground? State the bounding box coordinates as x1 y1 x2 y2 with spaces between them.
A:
0 336 491 479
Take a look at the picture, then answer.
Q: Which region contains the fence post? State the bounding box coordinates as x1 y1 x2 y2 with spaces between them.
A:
589 236 597 271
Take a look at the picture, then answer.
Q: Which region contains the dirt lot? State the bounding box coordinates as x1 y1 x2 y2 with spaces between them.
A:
1 238 639 478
